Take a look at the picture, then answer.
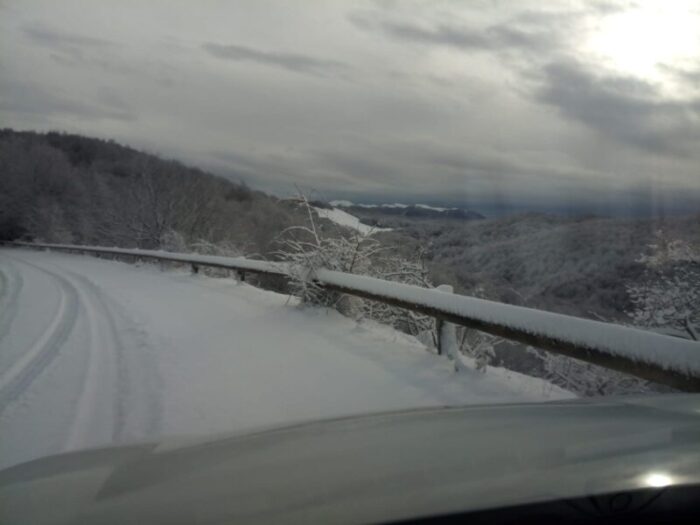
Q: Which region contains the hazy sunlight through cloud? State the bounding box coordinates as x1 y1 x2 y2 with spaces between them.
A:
585 1 700 84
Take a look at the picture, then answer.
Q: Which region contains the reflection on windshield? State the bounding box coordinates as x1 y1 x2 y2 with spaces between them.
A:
0 0 698 493
644 472 674 488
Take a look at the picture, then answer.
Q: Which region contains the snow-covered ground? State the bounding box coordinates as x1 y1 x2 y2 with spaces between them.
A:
0 249 570 470
329 200 457 211
313 206 391 234
330 200 407 209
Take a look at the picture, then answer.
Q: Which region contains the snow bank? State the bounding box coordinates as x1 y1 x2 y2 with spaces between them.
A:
329 200 354 207
330 201 406 209
0 249 569 469
312 207 391 235
415 204 457 212
328 201 457 212
11 242 700 385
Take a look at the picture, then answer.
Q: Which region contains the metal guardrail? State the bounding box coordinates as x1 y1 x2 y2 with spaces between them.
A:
5 241 700 392
8 241 290 278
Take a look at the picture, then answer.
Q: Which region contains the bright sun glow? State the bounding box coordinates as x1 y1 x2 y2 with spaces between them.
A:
585 1 700 81
643 472 674 488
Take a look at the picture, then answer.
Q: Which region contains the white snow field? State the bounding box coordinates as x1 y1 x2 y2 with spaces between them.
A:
313 206 391 234
0 248 571 470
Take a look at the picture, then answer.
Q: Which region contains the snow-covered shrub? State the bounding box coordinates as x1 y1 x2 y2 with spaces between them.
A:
274 194 378 314
458 328 498 372
455 286 500 371
159 229 244 277
359 252 436 342
638 230 700 268
627 232 700 341
160 229 243 258
159 229 188 252
528 346 653 396
275 193 436 339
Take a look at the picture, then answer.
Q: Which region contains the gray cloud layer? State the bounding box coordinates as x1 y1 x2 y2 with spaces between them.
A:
0 78 135 122
24 24 115 50
1 0 699 215
349 14 556 55
203 43 348 77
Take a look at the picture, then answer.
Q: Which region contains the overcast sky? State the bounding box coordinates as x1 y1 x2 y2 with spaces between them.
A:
1 0 699 215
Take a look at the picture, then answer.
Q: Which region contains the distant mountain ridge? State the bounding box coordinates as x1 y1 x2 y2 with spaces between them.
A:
328 200 485 221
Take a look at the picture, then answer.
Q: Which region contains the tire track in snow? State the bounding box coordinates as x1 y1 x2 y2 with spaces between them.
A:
64 271 162 450
62 270 123 450
0 259 24 344
0 258 79 414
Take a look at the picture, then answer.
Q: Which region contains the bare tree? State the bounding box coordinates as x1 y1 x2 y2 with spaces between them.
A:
529 346 651 396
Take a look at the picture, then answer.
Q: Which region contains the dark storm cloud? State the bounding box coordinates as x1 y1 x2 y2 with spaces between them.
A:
537 59 700 155
202 43 348 77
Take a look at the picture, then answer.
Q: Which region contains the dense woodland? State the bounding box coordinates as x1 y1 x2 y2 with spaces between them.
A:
394 214 697 318
1 129 698 395
381 211 700 393
0 129 303 255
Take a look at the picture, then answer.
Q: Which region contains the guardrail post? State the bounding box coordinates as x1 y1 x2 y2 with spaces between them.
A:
436 285 462 371
191 263 199 274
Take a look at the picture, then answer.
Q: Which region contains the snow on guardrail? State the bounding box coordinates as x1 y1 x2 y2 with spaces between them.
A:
9 242 290 276
316 269 700 387
6 241 700 391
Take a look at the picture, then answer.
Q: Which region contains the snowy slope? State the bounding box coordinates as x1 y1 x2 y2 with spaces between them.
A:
331 200 408 209
313 206 391 234
330 200 456 211
0 249 570 470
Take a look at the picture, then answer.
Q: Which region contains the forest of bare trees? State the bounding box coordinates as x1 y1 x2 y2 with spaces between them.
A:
0 130 301 256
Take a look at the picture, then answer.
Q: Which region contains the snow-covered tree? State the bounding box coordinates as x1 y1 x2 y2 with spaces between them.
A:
456 286 500 372
528 346 651 396
275 193 436 340
627 231 700 341
527 232 698 396
159 229 246 277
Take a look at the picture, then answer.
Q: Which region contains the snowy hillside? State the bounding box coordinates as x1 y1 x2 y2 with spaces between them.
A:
331 200 455 212
313 206 391 235
328 200 485 223
0 249 570 470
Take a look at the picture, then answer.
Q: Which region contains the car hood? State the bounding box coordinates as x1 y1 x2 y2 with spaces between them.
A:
2 394 700 524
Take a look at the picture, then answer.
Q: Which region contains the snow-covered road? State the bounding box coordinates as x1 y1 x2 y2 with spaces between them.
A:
0 249 570 470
